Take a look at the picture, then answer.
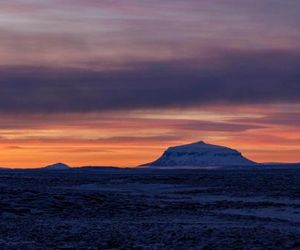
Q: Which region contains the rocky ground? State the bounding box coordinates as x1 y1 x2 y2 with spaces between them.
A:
1 168 300 249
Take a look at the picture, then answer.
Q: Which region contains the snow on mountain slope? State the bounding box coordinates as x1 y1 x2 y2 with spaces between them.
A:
144 141 256 167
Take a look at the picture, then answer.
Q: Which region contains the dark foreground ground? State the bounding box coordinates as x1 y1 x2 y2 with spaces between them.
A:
1 168 300 250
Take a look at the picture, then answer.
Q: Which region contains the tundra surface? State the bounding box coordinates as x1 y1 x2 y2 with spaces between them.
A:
0 168 300 249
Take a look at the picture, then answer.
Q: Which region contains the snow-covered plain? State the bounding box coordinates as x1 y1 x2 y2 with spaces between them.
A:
1 168 300 249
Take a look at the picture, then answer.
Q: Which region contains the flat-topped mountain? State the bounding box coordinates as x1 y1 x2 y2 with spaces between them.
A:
42 163 71 170
143 141 256 168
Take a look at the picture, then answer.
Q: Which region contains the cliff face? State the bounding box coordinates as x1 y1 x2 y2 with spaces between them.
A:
145 141 256 167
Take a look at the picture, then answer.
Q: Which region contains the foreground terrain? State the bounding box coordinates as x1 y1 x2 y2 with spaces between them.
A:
1 168 300 249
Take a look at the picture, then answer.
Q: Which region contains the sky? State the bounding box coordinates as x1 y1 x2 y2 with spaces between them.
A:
0 0 300 168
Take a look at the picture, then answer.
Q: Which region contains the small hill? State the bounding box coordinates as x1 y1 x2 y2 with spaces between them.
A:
142 141 256 168
42 163 71 170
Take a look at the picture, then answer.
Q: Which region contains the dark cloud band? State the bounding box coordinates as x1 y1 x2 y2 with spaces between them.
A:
0 49 300 113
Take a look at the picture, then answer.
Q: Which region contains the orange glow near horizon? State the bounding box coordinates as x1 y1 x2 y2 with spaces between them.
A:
0 105 299 168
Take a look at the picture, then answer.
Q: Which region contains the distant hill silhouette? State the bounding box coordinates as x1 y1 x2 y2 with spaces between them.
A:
142 141 256 168
42 163 71 170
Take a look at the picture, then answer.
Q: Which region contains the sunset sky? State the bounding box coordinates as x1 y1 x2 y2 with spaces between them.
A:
0 0 300 168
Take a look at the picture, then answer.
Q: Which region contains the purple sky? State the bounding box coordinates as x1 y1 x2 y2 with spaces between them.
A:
0 1 300 167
